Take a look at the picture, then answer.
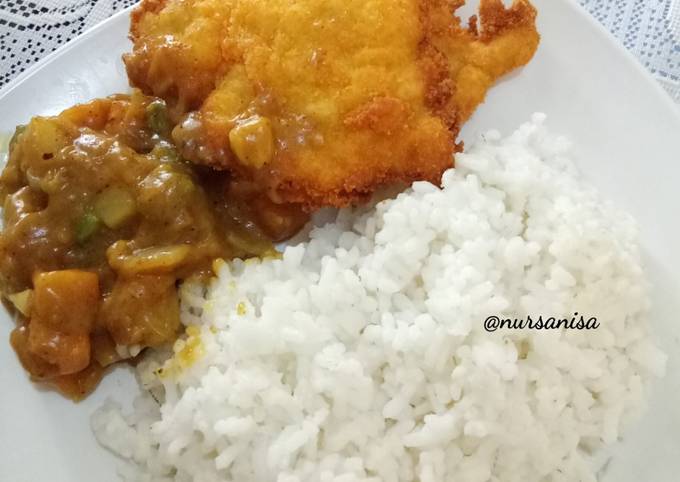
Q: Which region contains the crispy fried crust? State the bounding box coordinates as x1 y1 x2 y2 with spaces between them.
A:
420 0 539 128
479 0 538 41
129 0 167 36
125 0 539 209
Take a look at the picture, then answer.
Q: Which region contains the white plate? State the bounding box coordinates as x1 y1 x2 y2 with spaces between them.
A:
1 1 679 481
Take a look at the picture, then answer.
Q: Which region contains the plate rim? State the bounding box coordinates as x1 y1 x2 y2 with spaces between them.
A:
0 5 135 102
556 0 680 121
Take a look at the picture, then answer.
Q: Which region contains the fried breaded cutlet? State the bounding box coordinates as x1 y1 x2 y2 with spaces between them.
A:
125 0 539 209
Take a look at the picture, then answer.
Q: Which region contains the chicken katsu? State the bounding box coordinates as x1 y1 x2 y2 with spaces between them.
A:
125 0 539 208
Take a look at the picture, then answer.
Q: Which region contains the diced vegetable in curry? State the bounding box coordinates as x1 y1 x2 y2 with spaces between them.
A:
0 92 308 400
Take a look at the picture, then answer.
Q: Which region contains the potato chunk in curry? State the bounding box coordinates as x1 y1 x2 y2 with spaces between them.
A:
0 93 307 400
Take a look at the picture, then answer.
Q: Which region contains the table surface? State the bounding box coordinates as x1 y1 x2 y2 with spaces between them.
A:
0 0 679 103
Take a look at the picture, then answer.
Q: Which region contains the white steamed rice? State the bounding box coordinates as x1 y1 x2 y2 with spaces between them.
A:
92 115 666 482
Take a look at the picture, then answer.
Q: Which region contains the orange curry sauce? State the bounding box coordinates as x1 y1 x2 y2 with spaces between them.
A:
0 92 307 400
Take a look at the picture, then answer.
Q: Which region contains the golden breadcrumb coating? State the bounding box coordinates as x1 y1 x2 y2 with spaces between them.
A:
125 0 539 209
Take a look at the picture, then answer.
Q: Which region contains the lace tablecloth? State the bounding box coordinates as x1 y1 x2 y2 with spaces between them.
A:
1 0 679 103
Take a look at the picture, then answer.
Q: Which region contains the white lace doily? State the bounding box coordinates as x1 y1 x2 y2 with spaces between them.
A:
581 0 680 103
0 0 136 86
1 0 679 103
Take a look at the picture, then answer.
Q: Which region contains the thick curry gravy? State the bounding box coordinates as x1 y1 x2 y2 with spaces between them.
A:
0 93 307 400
